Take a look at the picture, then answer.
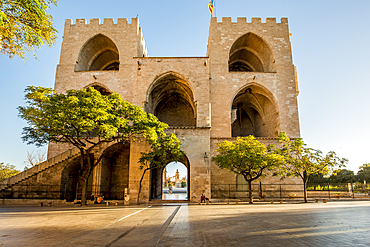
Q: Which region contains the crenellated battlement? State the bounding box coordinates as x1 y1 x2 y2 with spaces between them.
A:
64 17 140 29
212 17 288 25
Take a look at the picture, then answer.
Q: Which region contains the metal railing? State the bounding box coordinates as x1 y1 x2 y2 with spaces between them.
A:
211 183 370 200
0 184 128 201
2 183 369 201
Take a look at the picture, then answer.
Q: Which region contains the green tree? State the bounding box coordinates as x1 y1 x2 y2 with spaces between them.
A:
0 0 58 59
357 164 370 183
138 134 184 204
329 169 357 183
212 136 282 204
18 86 181 205
0 162 20 181
277 132 348 202
307 173 328 184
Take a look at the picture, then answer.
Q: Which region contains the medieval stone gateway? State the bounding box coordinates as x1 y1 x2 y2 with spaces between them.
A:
0 17 301 203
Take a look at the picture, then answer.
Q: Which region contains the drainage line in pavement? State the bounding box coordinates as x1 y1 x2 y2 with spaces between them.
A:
156 205 181 244
105 205 153 247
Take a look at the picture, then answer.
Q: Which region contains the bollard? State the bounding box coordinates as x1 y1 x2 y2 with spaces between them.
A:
115 201 119 206
279 200 283 204
235 201 238 205
226 200 229 204
323 199 327 203
270 200 274 204
39 203 43 206
315 199 318 203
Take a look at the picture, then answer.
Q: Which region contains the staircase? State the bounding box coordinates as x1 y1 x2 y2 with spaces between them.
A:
0 147 81 190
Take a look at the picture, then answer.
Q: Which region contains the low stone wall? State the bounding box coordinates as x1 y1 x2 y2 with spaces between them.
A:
0 199 67 205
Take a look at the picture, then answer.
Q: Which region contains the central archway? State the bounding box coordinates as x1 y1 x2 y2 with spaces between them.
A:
162 162 188 200
149 155 190 201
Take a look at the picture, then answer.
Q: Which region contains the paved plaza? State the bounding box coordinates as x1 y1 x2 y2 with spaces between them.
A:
0 201 369 246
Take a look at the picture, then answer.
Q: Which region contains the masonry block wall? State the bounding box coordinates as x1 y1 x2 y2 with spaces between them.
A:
37 16 302 203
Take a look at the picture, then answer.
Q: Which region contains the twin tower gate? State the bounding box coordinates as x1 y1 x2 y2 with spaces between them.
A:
2 17 301 203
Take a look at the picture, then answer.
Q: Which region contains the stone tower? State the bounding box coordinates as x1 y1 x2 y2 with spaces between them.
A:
0 17 300 203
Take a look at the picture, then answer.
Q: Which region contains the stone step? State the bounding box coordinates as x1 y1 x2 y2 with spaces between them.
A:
0 147 80 190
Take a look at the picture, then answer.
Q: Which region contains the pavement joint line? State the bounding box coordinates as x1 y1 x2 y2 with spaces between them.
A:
49 206 155 247
277 227 370 238
105 206 158 247
117 205 152 222
95 205 153 231
156 206 182 246
246 224 350 236
156 205 181 244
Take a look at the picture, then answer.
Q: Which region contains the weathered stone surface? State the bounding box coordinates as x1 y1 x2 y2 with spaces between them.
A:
2 17 301 203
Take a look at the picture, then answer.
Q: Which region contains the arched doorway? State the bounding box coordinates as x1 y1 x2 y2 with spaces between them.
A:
84 82 112 95
149 155 190 201
60 142 130 201
231 84 280 137
60 155 94 202
162 162 188 200
96 142 130 200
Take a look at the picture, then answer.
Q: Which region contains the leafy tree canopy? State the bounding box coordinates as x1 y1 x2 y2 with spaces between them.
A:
0 0 58 59
0 162 20 181
276 132 348 202
308 173 328 184
329 169 357 184
357 164 370 183
18 86 168 149
18 86 181 204
212 135 282 203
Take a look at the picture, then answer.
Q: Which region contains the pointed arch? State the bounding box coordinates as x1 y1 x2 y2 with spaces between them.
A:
229 32 276 72
83 82 112 95
146 71 196 127
75 34 119 71
231 82 280 137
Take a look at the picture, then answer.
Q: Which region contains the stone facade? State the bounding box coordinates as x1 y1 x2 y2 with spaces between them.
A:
1 17 302 203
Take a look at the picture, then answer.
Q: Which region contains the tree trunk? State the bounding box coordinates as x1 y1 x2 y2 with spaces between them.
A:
79 149 84 172
248 180 253 204
303 171 308 203
81 174 90 205
81 153 93 205
303 181 308 203
137 168 150 205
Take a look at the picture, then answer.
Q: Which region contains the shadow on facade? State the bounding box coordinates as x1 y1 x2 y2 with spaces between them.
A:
231 84 280 137
61 142 130 202
146 72 196 127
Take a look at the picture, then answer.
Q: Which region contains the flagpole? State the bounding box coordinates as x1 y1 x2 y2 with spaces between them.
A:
214 0 216 18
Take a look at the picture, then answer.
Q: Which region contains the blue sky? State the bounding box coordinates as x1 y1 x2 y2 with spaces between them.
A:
1 0 370 173
166 162 187 179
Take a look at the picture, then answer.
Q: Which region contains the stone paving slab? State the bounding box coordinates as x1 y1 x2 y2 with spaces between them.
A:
158 201 370 247
0 201 370 246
